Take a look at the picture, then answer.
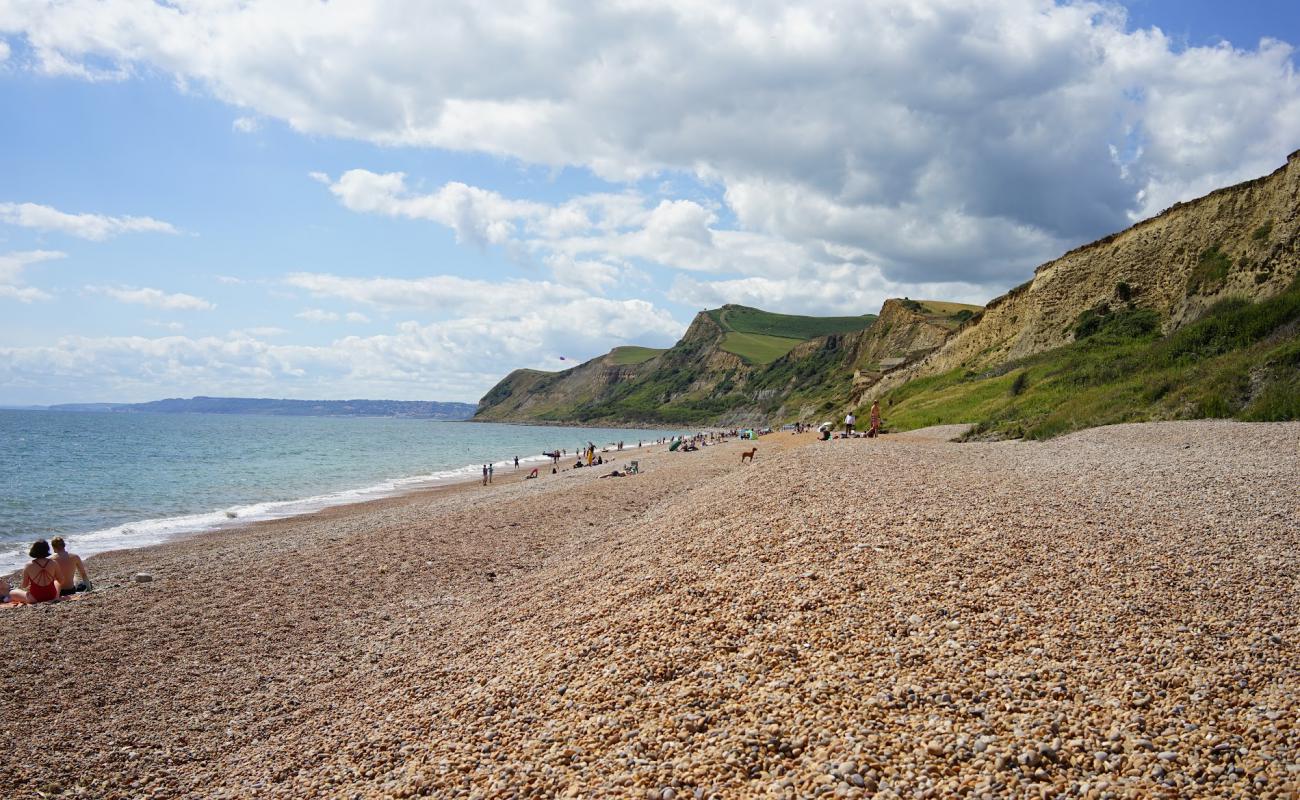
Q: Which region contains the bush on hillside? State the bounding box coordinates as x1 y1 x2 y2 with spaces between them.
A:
1009 370 1029 396
1073 304 1158 341
1186 245 1233 295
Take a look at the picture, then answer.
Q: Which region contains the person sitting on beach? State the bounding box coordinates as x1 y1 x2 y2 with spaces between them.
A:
8 539 61 605
525 468 539 479
50 536 92 596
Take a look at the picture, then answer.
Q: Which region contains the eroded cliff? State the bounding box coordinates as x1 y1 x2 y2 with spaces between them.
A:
869 151 1300 400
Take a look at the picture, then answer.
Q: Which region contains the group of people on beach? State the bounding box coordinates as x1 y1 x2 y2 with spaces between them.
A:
1 537 92 606
494 440 647 484
828 400 883 440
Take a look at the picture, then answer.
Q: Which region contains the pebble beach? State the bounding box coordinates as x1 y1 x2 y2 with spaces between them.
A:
2 420 1297 799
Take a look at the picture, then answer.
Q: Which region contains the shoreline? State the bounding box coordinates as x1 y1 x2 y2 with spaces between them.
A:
465 415 734 430
3 421 1295 798
1 428 680 579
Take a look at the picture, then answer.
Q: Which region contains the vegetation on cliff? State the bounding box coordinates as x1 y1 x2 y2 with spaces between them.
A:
883 275 1300 439
475 306 889 425
606 346 667 365
706 306 877 364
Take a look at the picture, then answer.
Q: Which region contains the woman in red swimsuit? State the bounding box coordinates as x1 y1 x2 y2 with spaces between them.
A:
8 539 61 605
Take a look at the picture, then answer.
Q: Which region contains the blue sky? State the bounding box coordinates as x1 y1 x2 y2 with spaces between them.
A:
1 0 1298 404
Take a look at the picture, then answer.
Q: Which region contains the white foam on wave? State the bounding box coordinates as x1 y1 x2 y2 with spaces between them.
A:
0 438 673 575
0 454 576 575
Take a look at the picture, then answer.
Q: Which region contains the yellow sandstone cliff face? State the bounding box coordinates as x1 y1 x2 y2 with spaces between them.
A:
868 150 1300 399
837 299 972 398
847 299 962 368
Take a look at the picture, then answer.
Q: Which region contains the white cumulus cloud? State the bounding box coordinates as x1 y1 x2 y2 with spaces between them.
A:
0 201 179 241
0 250 65 302
4 0 1298 297
88 285 215 311
296 308 340 323
0 294 686 403
315 171 832 286
296 308 374 324
286 272 589 312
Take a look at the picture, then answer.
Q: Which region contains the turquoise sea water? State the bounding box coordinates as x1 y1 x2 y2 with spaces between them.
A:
0 410 680 573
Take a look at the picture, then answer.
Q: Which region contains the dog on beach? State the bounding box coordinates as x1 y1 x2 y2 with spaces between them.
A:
740 448 757 463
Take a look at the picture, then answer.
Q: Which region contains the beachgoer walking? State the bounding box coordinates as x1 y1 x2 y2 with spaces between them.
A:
488 463 494 483
50 536 91 595
513 455 519 469
869 400 882 437
482 464 488 485
844 411 856 435
7 539 61 605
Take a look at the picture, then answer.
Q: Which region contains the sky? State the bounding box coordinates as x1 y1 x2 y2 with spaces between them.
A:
1 0 1298 405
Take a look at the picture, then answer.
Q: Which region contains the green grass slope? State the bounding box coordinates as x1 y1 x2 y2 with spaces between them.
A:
708 305 876 339
897 300 982 330
705 305 877 364
718 331 806 364
881 277 1300 439
607 346 666 365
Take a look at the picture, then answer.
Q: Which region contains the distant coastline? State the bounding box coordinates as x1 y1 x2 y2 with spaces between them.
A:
5 396 477 420
464 415 711 430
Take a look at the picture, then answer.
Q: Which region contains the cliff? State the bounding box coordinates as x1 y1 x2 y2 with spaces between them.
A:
478 153 1300 432
475 301 975 426
869 150 1300 401
475 306 882 425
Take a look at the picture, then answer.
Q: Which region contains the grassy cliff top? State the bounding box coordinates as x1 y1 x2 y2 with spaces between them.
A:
606 346 667 365
912 300 982 315
705 305 879 364
707 305 877 340
718 331 806 364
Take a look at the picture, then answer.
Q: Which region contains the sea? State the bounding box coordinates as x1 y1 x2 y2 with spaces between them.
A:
0 410 682 574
